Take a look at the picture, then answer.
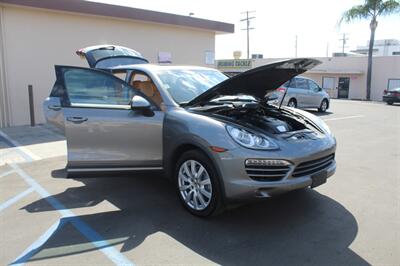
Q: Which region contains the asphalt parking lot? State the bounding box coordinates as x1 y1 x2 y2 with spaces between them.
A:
0 99 399 265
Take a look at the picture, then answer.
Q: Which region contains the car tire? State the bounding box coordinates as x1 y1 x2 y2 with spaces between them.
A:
287 99 297 108
175 149 225 217
387 101 393 105
318 99 328 112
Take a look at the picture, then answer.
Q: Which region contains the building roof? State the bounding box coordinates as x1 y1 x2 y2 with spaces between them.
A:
0 0 234 34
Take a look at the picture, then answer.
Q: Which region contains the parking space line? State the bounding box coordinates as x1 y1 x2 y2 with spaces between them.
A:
11 219 66 266
0 130 133 265
0 187 35 212
0 130 41 161
323 115 364 122
0 169 15 178
9 163 134 266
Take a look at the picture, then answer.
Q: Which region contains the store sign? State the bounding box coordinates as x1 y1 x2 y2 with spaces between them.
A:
216 59 252 69
158 51 172 63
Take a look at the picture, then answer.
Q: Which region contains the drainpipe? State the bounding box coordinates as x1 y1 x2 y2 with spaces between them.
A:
0 6 11 127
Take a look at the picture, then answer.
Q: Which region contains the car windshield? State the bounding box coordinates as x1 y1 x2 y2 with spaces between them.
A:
156 69 228 104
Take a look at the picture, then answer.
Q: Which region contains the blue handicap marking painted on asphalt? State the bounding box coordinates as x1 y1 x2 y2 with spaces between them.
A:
9 164 134 266
10 217 132 266
10 219 68 266
0 126 135 266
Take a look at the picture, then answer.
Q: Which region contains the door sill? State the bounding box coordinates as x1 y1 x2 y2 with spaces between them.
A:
67 166 164 172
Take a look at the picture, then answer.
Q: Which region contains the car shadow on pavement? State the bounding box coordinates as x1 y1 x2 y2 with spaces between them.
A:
306 110 333 117
21 169 368 265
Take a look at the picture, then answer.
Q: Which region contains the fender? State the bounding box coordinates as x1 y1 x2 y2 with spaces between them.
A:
163 132 227 200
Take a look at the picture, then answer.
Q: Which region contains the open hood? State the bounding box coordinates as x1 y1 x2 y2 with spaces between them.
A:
76 45 149 69
187 58 321 106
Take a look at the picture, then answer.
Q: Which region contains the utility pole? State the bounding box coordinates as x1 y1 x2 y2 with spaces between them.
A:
295 35 298 58
326 42 329 57
339 33 349 54
241 11 255 59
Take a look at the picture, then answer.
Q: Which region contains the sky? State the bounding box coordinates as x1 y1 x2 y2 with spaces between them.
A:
88 0 400 59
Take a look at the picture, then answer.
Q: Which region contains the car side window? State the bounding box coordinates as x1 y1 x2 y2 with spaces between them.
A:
308 80 320 92
63 68 135 106
288 79 301 89
49 80 65 97
112 70 128 81
130 72 164 108
295 78 308 90
286 79 296 88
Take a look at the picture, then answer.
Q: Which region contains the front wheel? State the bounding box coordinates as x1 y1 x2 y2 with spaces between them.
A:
175 150 224 217
318 99 328 112
287 99 297 108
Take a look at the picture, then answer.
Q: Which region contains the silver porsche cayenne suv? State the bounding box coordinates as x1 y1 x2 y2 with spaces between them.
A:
44 45 336 216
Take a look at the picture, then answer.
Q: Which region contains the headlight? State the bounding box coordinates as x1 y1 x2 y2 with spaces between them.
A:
319 120 332 136
290 108 333 137
226 125 279 150
312 116 333 136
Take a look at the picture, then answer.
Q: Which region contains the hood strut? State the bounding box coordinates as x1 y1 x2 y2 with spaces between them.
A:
279 78 292 109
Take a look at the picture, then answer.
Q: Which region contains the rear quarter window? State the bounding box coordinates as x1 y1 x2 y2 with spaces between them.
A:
49 80 64 97
294 78 308 90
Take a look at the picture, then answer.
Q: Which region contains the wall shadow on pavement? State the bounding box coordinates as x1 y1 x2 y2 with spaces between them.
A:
21 169 368 265
0 124 65 148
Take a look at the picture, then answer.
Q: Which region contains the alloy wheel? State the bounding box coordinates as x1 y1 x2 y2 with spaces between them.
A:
178 160 212 211
288 100 296 108
321 100 328 111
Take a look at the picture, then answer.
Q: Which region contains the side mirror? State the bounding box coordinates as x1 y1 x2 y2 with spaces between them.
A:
265 94 279 101
130 95 151 110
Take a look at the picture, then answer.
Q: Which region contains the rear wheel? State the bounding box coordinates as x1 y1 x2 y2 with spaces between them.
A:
387 101 393 105
175 150 224 217
287 99 297 108
318 99 328 112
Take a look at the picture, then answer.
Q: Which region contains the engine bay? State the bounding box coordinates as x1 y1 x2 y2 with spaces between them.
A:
189 99 319 136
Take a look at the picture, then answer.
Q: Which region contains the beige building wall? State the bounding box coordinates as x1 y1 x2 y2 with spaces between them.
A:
253 56 400 102
0 4 216 126
370 56 400 100
253 57 367 100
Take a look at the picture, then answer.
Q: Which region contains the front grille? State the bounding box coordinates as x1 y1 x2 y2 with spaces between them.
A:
245 165 290 182
293 154 335 177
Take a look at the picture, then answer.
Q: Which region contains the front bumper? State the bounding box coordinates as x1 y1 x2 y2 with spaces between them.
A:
383 96 400 103
213 137 337 201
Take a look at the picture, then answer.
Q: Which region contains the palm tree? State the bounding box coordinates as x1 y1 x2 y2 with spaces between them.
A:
340 0 400 100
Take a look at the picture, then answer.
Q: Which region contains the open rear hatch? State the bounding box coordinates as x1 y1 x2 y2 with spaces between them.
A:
76 45 149 69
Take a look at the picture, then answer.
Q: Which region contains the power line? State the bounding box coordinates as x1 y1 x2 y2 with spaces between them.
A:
241 11 255 59
295 35 298 58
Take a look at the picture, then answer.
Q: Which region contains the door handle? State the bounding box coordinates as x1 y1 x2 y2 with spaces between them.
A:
66 117 88 123
48 105 61 111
